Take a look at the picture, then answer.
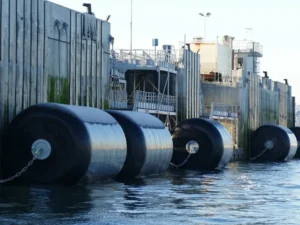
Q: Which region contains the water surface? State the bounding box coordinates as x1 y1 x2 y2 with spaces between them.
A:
1 160 300 225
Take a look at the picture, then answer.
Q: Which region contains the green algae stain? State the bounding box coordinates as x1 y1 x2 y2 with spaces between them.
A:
104 99 110 110
48 76 56 103
61 78 69 104
47 75 70 104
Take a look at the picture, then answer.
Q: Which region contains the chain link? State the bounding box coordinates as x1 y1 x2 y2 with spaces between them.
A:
170 154 191 169
250 148 268 161
0 157 37 184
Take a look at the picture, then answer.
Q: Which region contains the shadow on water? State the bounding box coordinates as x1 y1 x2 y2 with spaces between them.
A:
0 184 93 224
121 177 147 187
47 185 93 215
166 169 221 210
168 168 223 188
122 178 148 211
0 185 32 214
114 175 148 208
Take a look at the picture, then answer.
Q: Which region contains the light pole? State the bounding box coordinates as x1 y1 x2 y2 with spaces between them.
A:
245 28 252 40
199 12 211 40
130 0 133 54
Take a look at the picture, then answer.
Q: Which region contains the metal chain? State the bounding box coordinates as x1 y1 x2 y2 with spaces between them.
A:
0 157 37 184
170 154 191 169
250 148 268 161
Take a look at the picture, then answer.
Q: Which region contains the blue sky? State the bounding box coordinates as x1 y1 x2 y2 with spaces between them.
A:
51 0 300 102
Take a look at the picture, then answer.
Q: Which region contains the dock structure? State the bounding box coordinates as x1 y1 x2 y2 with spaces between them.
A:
0 0 296 163
232 40 263 76
193 36 295 158
109 46 202 130
110 47 178 129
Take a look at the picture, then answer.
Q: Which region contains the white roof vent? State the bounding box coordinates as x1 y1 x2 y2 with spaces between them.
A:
193 36 203 43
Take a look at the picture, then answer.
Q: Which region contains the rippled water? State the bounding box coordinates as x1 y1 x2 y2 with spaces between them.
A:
1 160 300 225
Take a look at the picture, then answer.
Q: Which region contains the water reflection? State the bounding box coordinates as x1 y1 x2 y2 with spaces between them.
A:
169 169 219 195
0 185 93 224
47 185 92 215
0 186 32 214
1 161 300 224
123 179 147 211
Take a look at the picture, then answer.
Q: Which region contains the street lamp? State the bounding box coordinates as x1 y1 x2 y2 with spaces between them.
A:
245 28 252 40
130 0 133 54
199 12 211 40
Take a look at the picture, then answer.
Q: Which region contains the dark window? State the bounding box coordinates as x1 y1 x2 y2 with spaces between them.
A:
238 57 243 66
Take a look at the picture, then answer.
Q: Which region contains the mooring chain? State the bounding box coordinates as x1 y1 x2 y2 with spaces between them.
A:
170 154 191 168
250 140 274 161
250 148 268 161
0 148 42 184
0 157 37 184
170 140 199 168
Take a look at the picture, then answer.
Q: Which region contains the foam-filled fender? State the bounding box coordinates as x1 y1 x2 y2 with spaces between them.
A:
1 103 127 185
250 124 297 162
106 110 173 180
171 118 233 170
289 127 300 158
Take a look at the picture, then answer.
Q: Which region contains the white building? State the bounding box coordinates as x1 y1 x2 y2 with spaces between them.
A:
188 35 264 85
232 40 263 77
189 35 234 82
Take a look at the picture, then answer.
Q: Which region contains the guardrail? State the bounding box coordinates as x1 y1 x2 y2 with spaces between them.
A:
210 102 239 118
133 90 176 112
232 41 263 55
109 90 128 109
112 49 177 70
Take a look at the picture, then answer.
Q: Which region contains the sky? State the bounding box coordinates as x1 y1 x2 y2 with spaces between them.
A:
50 0 300 103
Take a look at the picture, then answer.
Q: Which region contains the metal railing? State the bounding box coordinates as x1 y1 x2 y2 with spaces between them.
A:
110 68 125 79
202 103 239 119
232 40 263 56
113 49 177 67
205 102 240 149
133 90 176 112
109 90 128 109
202 105 212 118
110 57 126 79
210 102 239 118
